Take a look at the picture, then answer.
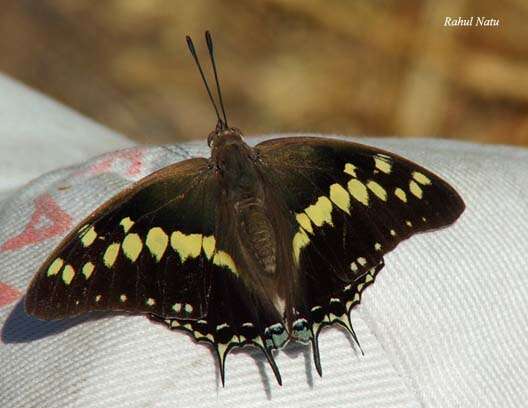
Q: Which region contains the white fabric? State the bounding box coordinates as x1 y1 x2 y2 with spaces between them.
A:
0 74 527 408
0 73 132 196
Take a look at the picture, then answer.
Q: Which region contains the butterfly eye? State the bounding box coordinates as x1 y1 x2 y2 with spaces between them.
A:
207 131 217 147
215 163 223 174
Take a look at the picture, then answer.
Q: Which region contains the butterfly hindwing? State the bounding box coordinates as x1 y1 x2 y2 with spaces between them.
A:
26 158 221 320
149 261 286 385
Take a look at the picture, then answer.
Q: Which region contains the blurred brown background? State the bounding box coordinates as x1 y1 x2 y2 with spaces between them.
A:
0 1 527 145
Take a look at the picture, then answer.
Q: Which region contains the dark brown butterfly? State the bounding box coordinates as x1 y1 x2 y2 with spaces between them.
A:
25 31 465 386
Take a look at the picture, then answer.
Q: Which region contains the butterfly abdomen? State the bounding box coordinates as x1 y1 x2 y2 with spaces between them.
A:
237 198 277 276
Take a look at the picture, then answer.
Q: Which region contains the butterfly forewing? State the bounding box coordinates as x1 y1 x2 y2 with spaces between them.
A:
255 137 464 315
26 158 220 320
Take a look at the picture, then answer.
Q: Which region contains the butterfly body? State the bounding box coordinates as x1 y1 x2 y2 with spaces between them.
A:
209 128 305 333
25 32 465 386
212 128 279 277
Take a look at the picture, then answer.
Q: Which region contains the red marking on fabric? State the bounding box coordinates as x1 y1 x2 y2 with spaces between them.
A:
86 149 144 177
0 194 73 252
0 282 21 307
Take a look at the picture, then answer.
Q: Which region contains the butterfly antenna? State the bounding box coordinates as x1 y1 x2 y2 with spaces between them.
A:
205 30 229 127
185 34 223 126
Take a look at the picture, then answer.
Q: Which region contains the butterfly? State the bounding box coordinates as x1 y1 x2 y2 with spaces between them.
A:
25 31 465 386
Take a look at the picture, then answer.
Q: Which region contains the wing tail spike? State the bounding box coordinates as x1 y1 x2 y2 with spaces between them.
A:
343 314 364 356
263 347 283 386
216 343 230 387
311 334 323 377
252 335 283 385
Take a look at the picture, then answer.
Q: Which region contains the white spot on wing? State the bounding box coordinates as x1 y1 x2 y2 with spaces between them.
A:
146 298 156 306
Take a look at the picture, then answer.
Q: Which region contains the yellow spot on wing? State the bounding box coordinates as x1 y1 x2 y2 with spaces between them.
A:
62 264 75 285
82 262 95 279
344 163 357 177
120 294 127 302
171 231 203 263
95 295 102 302
296 213 313 234
185 304 193 313
213 251 238 276
347 179 369 206
412 171 431 185
367 180 387 201
146 227 169 262
305 196 333 227
202 235 216 259
409 180 423 199
146 298 156 306
293 229 310 265
395 187 407 203
172 303 182 312
103 242 120 268
374 157 392 174
47 258 64 276
122 233 143 262
119 217 135 233
80 226 97 247
329 183 351 214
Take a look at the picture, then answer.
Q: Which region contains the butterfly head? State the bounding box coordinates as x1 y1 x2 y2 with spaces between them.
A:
207 120 244 148
210 124 256 184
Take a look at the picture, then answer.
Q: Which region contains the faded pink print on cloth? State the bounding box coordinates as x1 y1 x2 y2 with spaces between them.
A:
0 282 21 308
0 148 146 252
0 192 73 308
83 148 145 177
0 193 73 252
0 148 146 308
